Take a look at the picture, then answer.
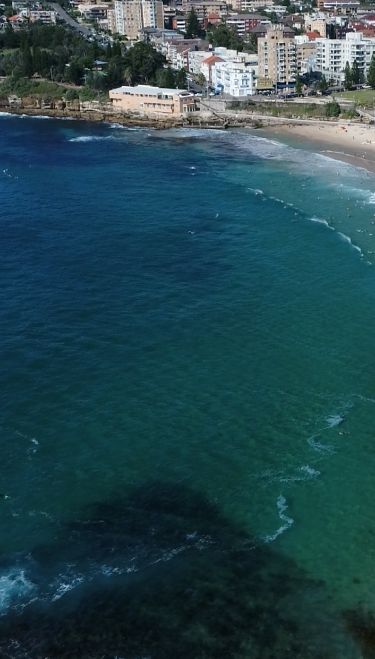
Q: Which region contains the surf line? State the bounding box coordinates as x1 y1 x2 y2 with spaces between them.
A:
263 495 294 544
307 412 345 454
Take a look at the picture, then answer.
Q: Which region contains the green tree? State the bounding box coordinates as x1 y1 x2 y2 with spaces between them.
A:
318 74 328 92
344 61 352 90
32 46 42 75
106 59 124 88
367 53 375 88
66 60 83 85
185 8 202 38
207 23 243 51
175 67 187 88
325 100 341 117
245 32 257 54
123 42 165 84
2 24 19 49
351 59 363 85
112 40 122 57
156 66 176 88
65 88 79 101
295 73 302 96
195 72 206 85
21 44 33 78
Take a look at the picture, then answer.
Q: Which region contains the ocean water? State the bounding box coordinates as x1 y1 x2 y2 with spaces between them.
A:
1 115 375 656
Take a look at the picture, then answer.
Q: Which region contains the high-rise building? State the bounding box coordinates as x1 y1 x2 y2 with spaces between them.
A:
315 31 375 84
257 26 297 87
113 0 164 38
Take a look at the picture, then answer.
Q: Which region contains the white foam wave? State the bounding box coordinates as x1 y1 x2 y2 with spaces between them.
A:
269 195 296 209
0 569 35 613
0 112 12 117
69 135 115 143
326 414 344 428
2 168 19 180
299 464 320 478
356 394 375 404
309 216 334 230
51 574 85 602
263 495 294 544
247 187 264 195
307 435 335 454
24 114 53 120
309 219 363 256
278 463 321 484
337 231 363 254
109 123 139 131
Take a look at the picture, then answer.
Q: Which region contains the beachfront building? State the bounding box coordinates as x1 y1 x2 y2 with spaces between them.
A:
109 84 197 116
295 36 317 74
200 54 225 82
189 49 212 74
113 0 164 38
257 25 297 88
190 47 257 77
315 31 375 84
212 60 256 95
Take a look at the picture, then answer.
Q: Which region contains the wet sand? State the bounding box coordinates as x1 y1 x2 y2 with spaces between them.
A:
265 122 375 174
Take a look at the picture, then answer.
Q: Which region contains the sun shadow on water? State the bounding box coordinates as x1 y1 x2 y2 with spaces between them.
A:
345 609 375 659
0 481 362 658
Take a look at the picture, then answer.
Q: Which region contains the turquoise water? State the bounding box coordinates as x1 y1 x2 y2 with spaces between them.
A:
1 115 375 656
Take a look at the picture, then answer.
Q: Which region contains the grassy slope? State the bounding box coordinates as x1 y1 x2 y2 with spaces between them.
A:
0 78 68 98
336 89 375 107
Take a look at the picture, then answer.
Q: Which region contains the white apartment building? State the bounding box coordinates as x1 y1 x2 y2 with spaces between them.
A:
315 31 375 84
29 9 57 23
189 50 211 74
113 0 163 38
230 0 274 10
18 7 57 22
212 60 256 95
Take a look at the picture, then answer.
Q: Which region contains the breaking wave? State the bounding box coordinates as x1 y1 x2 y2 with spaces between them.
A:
69 135 116 143
0 568 35 614
309 216 335 230
263 495 294 544
337 232 363 254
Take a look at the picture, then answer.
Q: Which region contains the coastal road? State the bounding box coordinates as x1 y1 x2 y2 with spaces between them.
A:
50 3 92 37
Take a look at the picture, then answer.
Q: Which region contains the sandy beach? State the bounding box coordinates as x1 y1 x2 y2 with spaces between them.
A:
265 121 375 173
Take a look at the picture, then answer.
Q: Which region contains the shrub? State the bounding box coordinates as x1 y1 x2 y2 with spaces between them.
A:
64 88 79 101
325 101 341 118
341 108 359 119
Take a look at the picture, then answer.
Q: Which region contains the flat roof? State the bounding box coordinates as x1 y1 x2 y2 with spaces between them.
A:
110 84 190 96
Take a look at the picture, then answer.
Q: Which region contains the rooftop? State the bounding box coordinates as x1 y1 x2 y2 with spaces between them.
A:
201 54 224 64
323 0 360 4
110 84 192 97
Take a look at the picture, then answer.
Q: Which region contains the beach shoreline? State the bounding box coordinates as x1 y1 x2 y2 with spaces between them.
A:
263 122 375 174
3 105 375 174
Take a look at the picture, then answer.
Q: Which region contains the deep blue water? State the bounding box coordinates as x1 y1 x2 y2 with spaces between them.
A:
1 115 375 656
